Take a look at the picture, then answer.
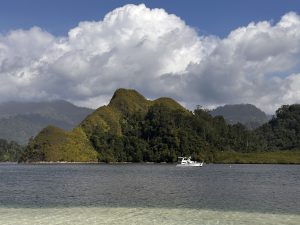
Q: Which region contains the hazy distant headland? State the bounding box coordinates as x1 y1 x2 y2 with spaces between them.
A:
209 104 271 129
2 88 294 164
0 100 93 145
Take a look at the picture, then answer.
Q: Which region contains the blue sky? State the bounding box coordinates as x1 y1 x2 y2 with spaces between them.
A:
0 1 300 113
0 0 299 37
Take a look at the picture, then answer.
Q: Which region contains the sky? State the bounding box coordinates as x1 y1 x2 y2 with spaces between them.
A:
0 0 300 113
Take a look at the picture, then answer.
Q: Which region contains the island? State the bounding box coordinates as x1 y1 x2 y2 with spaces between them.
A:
17 88 300 164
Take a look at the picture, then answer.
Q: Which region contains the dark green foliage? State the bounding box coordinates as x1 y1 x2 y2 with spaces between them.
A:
90 126 125 162
0 139 24 161
90 102 264 163
256 104 300 150
214 151 300 164
19 89 300 163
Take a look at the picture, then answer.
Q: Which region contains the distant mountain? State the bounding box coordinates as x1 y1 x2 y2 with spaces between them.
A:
210 104 269 129
0 100 93 144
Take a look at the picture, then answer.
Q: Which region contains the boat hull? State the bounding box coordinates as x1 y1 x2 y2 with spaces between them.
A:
176 163 203 167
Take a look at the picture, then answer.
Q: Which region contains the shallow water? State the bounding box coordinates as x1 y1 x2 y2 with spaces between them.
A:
0 163 299 224
1 207 300 225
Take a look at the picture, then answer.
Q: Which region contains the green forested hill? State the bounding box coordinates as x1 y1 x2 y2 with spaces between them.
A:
256 104 300 150
19 126 97 162
19 89 300 163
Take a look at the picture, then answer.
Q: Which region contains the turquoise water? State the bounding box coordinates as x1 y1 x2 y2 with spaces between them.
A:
0 163 299 224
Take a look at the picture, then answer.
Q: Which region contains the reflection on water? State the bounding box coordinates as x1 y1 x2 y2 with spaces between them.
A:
1 207 299 225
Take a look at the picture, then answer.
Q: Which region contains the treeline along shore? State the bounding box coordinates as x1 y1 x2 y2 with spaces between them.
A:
1 89 300 164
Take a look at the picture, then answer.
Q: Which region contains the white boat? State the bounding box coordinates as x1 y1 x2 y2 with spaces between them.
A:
176 156 203 167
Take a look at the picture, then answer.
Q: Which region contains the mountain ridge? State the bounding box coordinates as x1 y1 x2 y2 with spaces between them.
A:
0 100 93 144
210 104 269 129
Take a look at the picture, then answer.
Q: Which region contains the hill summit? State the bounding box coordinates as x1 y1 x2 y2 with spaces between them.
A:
19 89 257 163
19 89 300 163
80 88 187 137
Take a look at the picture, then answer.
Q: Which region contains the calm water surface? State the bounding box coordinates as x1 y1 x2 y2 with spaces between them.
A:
0 163 299 224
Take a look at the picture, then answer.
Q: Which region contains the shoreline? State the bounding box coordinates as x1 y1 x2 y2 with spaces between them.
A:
2 161 299 165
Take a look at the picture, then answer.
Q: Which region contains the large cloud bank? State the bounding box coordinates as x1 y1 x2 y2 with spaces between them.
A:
0 4 300 113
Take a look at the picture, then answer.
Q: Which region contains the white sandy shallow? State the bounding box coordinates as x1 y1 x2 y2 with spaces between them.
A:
0 207 299 225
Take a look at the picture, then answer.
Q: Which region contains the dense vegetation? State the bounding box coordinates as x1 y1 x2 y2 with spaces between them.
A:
256 104 300 150
19 89 300 164
0 139 24 162
89 105 262 163
19 126 97 162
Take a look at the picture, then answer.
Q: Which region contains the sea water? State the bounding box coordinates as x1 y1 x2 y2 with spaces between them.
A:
0 163 299 224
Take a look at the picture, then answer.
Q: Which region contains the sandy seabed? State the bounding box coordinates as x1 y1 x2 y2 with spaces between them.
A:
0 207 299 225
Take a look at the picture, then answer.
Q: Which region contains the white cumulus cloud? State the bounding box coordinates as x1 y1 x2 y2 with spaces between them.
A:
182 11 300 113
0 4 300 114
